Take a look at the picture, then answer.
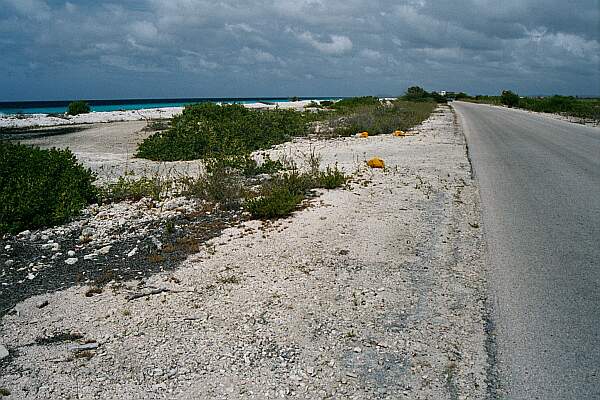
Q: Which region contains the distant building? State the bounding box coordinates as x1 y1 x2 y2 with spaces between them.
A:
440 91 447 96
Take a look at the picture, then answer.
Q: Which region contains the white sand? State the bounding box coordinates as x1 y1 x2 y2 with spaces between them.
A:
0 101 319 129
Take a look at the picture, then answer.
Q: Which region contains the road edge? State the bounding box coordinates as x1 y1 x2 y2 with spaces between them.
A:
450 103 503 399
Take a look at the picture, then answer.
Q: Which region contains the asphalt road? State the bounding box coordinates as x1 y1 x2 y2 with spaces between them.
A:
452 102 600 399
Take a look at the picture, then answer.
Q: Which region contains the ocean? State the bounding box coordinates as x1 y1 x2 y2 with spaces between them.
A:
0 97 337 115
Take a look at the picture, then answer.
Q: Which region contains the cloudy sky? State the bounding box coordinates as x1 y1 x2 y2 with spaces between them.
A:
1 0 598 101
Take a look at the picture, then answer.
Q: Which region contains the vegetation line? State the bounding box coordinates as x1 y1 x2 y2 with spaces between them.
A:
1 93 437 234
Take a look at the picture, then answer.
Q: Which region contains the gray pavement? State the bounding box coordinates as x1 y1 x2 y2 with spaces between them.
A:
452 101 600 399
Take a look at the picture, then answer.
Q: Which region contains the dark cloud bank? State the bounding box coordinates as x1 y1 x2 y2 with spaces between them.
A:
1 0 598 100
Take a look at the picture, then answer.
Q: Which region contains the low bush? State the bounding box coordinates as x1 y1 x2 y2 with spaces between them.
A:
67 101 91 115
402 86 448 103
136 103 308 161
331 96 381 110
180 157 244 209
0 141 97 234
239 154 284 176
403 86 429 101
245 163 346 219
245 187 304 219
315 165 347 189
98 176 167 203
501 90 520 107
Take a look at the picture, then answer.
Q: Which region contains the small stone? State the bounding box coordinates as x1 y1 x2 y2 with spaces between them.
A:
81 227 94 237
97 246 111 255
83 254 95 261
4 245 11 250
51 243 60 252
67 250 76 257
4 260 14 267
164 200 178 210
18 230 31 237
127 247 138 258
37 300 49 309
353 347 362 353
68 342 99 352
65 258 78 265
0 344 9 360
150 236 162 250
26 273 36 280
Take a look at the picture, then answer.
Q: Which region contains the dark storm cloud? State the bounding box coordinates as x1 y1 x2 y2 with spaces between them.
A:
0 0 598 100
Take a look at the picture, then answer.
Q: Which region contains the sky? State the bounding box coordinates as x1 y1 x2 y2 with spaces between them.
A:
1 0 599 101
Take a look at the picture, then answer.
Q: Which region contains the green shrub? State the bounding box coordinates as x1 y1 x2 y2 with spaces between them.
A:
67 101 91 115
239 154 284 176
99 176 166 203
316 165 347 189
245 187 304 219
331 96 380 110
136 103 308 161
180 157 244 209
501 90 520 107
245 164 347 219
431 92 448 103
404 86 429 101
0 141 97 234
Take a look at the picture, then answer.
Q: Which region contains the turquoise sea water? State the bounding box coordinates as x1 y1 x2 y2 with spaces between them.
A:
0 97 337 115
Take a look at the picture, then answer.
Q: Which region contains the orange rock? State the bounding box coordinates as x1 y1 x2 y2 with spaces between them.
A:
356 131 369 138
367 157 385 169
393 130 406 137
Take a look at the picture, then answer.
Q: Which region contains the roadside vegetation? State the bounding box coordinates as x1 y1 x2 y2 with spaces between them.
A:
325 100 436 137
137 94 437 161
459 91 600 121
136 103 309 161
1 93 437 233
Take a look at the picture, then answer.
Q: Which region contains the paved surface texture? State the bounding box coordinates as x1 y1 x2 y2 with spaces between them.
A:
453 101 600 399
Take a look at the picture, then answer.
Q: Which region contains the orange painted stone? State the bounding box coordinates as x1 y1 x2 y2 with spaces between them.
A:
367 157 385 169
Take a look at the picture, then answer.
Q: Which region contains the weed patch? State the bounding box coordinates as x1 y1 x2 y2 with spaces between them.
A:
99 176 167 203
245 163 346 220
246 187 305 219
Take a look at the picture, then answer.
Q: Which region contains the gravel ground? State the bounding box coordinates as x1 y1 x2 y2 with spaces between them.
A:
0 198 240 318
0 105 489 399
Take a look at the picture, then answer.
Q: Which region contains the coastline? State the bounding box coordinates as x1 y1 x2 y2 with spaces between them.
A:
0 100 318 130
